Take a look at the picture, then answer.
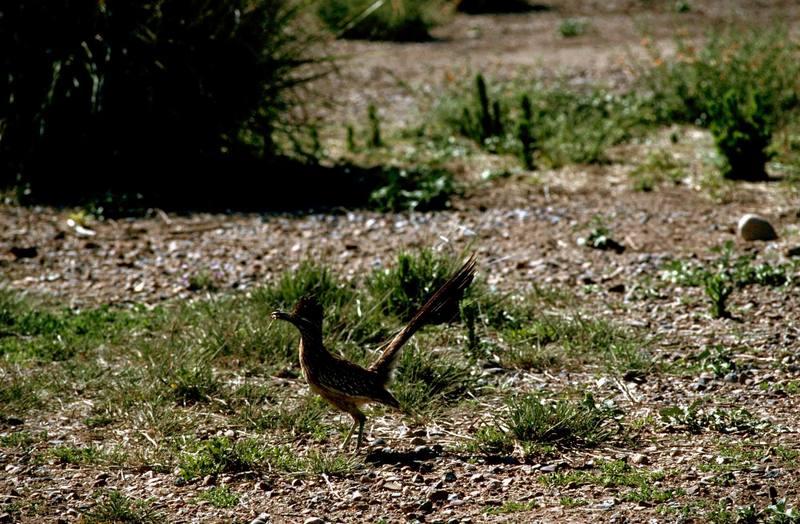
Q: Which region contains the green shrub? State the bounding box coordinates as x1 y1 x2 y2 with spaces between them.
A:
317 0 438 41
1 0 315 203
638 27 800 180
709 88 774 180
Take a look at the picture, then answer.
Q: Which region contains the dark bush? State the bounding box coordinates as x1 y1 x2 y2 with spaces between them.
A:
0 0 315 205
456 0 548 14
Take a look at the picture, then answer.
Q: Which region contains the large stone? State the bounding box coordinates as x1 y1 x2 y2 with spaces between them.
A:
737 214 778 241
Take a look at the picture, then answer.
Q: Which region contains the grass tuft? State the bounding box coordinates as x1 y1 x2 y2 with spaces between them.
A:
83 490 163 524
507 394 619 449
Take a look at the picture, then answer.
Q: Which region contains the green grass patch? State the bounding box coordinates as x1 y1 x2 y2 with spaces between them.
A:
369 165 455 212
630 150 687 192
178 437 265 480
49 444 105 465
436 74 654 168
368 248 464 322
238 395 330 440
507 394 620 451
542 460 681 503
560 496 588 508
499 314 651 374
392 343 476 414
178 437 358 480
558 18 588 38
0 289 153 362
660 401 772 435
485 500 537 514
198 486 240 508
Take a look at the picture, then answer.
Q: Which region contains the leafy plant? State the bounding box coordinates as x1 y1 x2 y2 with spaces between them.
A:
705 273 733 319
454 74 506 147
367 103 383 148
517 94 537 170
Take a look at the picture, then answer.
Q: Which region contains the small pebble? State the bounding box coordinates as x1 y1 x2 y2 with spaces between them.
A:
738 214 778 241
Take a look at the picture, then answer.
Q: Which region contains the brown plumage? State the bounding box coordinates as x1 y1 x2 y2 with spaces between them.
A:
271 253 477 450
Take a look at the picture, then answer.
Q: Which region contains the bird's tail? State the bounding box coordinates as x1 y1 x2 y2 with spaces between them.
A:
369 253 477 385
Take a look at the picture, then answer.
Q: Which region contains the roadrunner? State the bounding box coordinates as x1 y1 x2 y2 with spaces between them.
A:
271 254 477 450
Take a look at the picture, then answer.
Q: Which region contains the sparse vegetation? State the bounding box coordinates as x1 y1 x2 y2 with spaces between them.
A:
438 75 651 167
317 0 440 41
639 27 800 180
4 5 800 522
660 401 772 435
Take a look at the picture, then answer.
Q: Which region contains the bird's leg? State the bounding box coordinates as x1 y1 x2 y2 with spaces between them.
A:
355 415 365 451
340 417 358 451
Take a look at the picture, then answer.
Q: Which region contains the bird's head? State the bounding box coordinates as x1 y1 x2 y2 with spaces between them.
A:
271 295 323 337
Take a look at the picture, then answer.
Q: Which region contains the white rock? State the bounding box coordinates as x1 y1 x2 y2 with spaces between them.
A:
737 214 778 241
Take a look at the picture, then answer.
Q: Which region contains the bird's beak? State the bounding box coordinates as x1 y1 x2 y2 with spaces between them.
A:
271 310 290 321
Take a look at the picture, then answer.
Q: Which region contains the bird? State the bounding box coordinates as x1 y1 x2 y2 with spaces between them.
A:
271 253 477 451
